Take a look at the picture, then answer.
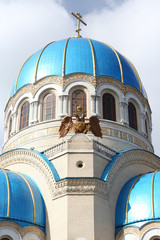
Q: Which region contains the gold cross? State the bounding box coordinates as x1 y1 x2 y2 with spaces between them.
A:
71 12 87 38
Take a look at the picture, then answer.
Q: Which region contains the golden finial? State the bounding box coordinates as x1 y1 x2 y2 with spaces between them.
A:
71 12 87 38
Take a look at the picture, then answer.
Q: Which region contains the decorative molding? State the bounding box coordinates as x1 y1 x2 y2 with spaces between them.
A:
0 221 45 239
116 222 160 240
5 74 151 115
105 150 160 193
63 73 96 88
52 178 108 200
0 149 56 195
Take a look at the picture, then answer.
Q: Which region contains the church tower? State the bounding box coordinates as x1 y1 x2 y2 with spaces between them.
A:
0 12 160 240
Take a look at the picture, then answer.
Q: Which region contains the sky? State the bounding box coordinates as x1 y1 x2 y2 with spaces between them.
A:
0 0 160 155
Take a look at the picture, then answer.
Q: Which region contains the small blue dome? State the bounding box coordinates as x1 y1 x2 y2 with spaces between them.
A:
10 38 147 99
115 171 160 234
0 169 45 232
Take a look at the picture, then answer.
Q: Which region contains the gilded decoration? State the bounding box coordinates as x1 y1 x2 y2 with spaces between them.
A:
59 105 102 138
0 221 45 239
116 222 160 240
4 123 152 153
5 74 151 115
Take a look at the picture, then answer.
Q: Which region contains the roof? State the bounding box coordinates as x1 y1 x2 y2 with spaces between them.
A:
115 171 160 234
0 169 46 232
9 37 147 99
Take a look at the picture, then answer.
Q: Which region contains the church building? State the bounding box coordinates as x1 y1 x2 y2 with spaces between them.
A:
0 12 160 240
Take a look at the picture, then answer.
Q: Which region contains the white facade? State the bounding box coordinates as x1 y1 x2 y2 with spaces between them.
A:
0 37 159 240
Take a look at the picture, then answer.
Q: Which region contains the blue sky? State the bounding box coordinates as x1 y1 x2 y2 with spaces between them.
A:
0 0 160 155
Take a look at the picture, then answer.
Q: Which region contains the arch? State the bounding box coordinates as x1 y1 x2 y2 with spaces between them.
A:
0 148 60 192
34 83 62 101
103 93 116 121
0 227 21 240
63 80 95 95
42 93 56 121
125 92 144 113
96 83 124 120
96 83 124 101
0 237 13 240
14 92 33 113
72 90 86 116
128 102 138 130
141 228 160 240
4 110 12 141
4 106 13 126
19 101 29 130
23 231 43 240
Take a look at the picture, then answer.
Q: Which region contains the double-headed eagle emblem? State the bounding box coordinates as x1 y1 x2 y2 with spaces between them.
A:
59 106 102 138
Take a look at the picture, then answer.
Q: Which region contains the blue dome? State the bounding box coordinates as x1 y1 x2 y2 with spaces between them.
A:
115 171 160 234
0 169 45 232
10 38 147 98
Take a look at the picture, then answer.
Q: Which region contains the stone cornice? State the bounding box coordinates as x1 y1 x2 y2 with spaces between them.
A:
52 178 108 200
0 149 109 200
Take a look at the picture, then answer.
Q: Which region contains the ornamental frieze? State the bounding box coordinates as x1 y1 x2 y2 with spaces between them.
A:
52 178 108 200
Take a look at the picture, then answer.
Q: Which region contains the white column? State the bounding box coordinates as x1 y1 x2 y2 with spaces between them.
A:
120 101 128 125
59 95 64 118
4 124 7 142
96 96 101 117
140 112 146 136
91 95 96 116
30 101 39 125
11 112 17 135
63 95 69 116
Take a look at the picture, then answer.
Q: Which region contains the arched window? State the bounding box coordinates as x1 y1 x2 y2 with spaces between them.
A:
0 236 13 240
103 93 116 121
42 93 56 121
20 101 29 130
72 90 86 116
128 102 137 130
8 117 12 138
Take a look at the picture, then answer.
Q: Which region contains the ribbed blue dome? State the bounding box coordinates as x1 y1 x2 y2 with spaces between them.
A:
0 169 45 232
115 171 160 234
10 38 147 98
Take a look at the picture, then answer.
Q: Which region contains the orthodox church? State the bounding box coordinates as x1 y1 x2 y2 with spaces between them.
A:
0 12 160 240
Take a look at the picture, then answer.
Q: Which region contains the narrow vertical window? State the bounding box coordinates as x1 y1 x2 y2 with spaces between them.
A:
145 118 148 138
128 102 137 130
72 90 86 116
103 93 116 121
20 101 29 130
43 93 56 121
8 117 12 138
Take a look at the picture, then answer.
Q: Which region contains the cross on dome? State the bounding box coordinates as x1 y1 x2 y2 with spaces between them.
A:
71 12 87 38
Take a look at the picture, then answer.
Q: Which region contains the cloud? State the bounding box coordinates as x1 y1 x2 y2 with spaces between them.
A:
0 0 74 149
82 0 160 155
